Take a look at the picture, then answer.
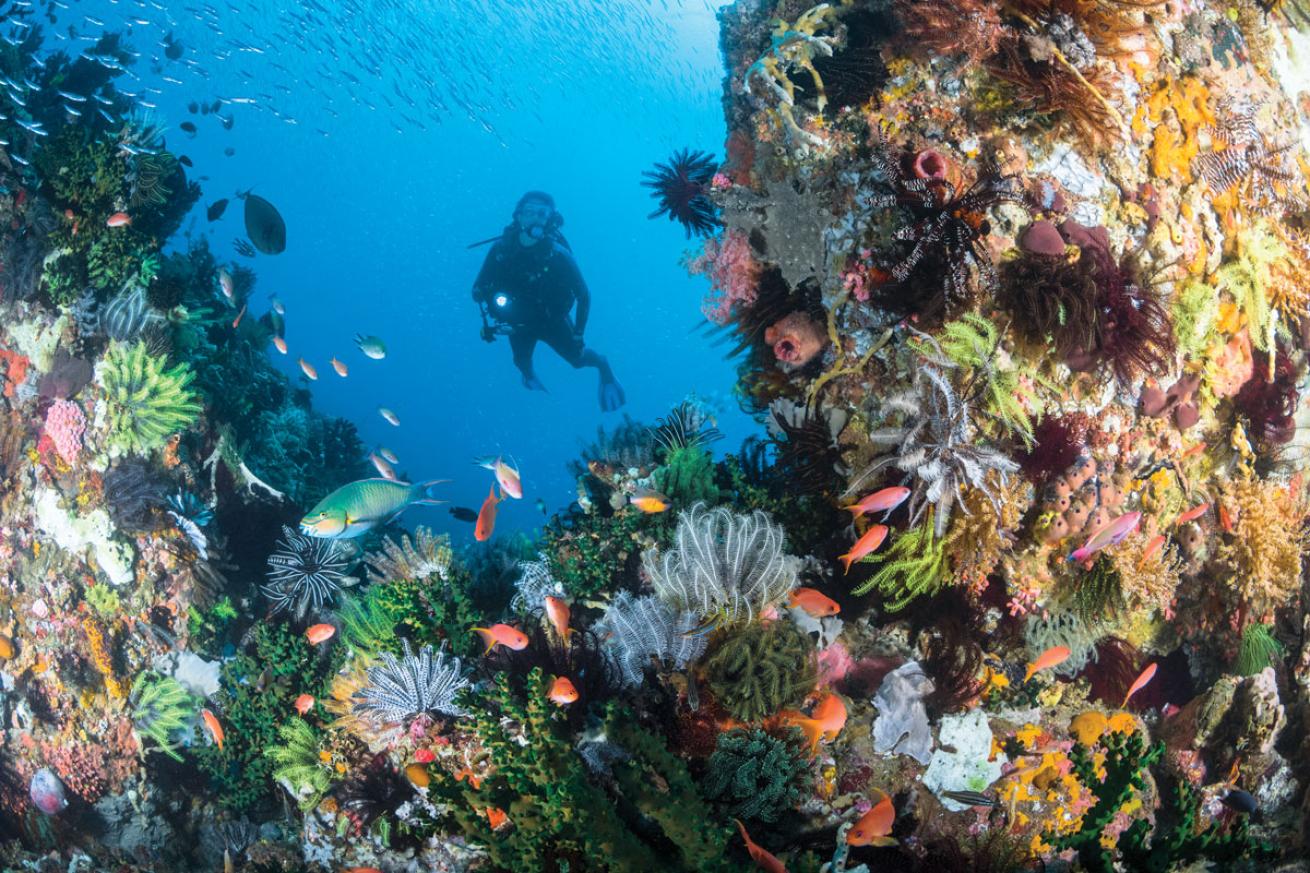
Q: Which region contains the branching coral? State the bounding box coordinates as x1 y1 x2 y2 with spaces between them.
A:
262 525 353 620
942 473 1030 589
689 227 762 324
1214 475 1304 613
594 590 707 687
363 525 451 585
846 363 1019 538
99 340 201 457
703 622 815 722
645 502 800 625
742 2 845 146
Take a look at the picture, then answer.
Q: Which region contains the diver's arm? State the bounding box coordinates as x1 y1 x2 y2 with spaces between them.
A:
471 245 500 304
556 249 590 334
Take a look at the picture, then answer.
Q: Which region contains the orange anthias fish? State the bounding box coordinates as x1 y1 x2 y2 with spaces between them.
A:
201 708 224 751
106 211 131 227
298 357 318 380
1121 662 1158 709
548 675 579 706
782 692 847 754
231 304 246 329
294 694 315 716
305 623 336 645
838 524 889 575
845 486 911 519
474 484 501 542
486 807 510 829
1024 645 1071 683
629 488 671 513
847 790 897 847
471 623 529 654
272 335 288 354
734 819 787 873
788 587 841 618
331 357 348 377
1217 502 1235 533
1140 534 1167 567
544 595 575 643
1174 502 1210 526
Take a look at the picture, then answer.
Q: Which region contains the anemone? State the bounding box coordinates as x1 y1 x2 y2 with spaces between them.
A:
262 525 353 620
644 503 800 625
1024 610 1102 677
641 148 720 238
100 340 201 457
129 671 198 761
363 525 451 585
352 640 470 727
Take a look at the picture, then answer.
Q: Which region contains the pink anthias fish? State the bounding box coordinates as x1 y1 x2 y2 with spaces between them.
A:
1067 511 1141 563
478 456 522 499
370 452 398 480
844 486 911 519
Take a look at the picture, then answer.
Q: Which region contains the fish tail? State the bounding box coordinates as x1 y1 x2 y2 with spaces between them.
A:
415 479 450 506
844 504 865 516
472 628 496 654
1023 666 1036 684
1067 547 1087 563
839 552 855 575
793 717 824 755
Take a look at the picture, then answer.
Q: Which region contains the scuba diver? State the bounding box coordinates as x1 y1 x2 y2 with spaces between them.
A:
471 190 626 411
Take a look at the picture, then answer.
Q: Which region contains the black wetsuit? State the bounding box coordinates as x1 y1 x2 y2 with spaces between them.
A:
472 229 591 371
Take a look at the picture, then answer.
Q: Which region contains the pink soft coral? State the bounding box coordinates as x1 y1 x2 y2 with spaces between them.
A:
765 311 826 367
689 228 760 324
43 399 85 465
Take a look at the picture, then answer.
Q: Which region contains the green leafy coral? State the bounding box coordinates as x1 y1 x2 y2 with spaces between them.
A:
100 341 201 457
655 445 723 510
702 727 811 823
1051 729 1274 872
703 622 814 722
194 622 340 813
265 719 338 811
542 506 646 600
428 669 736 872
851 512 949 608
129 671 199 761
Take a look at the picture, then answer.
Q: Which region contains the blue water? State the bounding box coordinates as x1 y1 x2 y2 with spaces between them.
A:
51 0 751 537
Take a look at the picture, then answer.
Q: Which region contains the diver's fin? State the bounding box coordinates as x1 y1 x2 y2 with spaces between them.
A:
599 373 626 412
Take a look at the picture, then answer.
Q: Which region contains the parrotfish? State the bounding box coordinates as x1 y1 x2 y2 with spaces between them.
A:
1067 511 1141 563
300 477 447 538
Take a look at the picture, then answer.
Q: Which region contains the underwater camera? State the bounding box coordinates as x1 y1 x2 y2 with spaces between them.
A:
479 292 517 341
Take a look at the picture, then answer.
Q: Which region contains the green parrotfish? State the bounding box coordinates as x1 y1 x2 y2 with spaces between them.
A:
300 477 447 538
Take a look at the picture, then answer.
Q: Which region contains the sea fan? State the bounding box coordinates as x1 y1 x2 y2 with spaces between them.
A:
645 503 800 624
100 341 201 458
363 526 451 585
593 591 707 687
641 148 720 238
262 526 353 619
352 640 470 725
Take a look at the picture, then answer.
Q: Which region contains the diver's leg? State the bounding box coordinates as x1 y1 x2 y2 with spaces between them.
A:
577 348 625 411
509 331 547 392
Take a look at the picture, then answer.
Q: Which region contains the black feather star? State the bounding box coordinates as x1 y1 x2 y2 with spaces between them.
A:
641 148 720 238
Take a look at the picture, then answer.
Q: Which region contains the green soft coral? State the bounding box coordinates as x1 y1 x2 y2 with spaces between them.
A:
265 719 338 811
100 341 201 457
1172 278 1220 361
702 727 811 823
851 512 949 608
129 671 199 762
703 622 814 722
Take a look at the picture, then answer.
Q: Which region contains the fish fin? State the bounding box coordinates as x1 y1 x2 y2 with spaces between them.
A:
868 836 898 847
415 479 450 505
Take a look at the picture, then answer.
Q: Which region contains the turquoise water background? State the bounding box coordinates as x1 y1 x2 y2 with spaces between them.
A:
48 0 751 535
